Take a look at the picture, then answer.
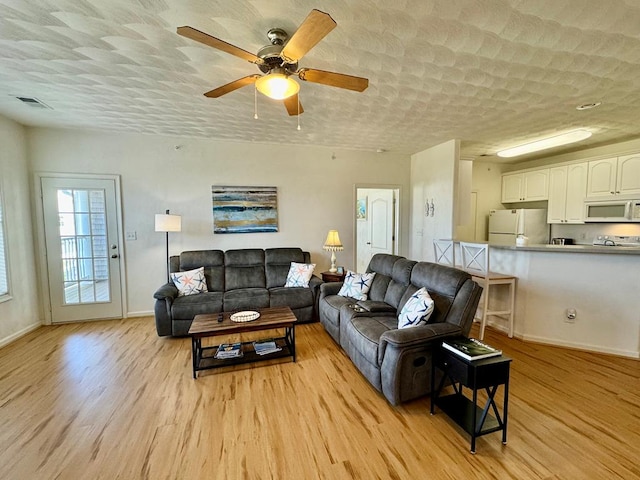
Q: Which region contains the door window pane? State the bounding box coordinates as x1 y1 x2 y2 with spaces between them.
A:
57 188 110 305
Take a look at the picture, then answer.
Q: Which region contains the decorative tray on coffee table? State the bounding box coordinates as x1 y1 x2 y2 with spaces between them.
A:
230 311 261 323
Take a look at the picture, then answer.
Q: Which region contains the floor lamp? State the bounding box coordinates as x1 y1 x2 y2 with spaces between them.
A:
155 210 182 281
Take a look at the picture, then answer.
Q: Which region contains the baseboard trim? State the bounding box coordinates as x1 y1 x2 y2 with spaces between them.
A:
127 310 153 318
522 334 639 359
0 322 42 349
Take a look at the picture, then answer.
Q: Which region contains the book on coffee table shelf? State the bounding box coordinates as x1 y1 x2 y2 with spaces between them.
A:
215 342 243 359
253 338 282 356
442 337 502 361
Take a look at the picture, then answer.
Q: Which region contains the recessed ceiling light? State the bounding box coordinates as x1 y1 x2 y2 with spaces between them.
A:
497 129 592 158
576 102 601 111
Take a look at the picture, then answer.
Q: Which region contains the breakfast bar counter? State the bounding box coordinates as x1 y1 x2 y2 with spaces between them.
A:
485 245 640 359
491 244 640 255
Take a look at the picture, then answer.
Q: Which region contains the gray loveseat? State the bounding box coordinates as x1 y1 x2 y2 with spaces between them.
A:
154 247 321 336
318 254 483 405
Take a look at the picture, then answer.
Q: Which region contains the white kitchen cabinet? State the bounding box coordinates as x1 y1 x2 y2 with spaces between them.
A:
547 163 587 223
501 169 549 203
587 155 640 198
617 154 640 196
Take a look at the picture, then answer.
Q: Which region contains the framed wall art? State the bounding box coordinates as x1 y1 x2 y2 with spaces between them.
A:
211 185 278 233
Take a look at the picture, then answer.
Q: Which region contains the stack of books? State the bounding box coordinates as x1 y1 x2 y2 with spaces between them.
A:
253 339 282 356
215 342 243 359
442 337 502 361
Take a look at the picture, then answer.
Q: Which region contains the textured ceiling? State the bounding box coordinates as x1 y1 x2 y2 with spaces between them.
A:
2 0 640 162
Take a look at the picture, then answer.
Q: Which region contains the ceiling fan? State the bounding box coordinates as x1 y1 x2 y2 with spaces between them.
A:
177 9 369 116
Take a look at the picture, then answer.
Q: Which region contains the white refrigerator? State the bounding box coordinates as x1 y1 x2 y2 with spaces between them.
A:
488 209 550 246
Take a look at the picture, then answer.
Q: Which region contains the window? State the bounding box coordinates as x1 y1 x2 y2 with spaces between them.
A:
0 188 9 299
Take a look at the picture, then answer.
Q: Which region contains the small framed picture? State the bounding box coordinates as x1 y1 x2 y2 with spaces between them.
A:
356 198 367 220
336 266 344 275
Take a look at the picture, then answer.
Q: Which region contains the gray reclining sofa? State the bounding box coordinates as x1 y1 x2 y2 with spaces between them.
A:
318 253 483 405
154 247 321 336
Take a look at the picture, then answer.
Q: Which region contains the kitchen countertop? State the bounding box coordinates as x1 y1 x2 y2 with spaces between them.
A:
490 244 640 255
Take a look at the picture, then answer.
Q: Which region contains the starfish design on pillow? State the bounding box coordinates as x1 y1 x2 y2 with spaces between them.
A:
398 287 435 329
337 271 376 301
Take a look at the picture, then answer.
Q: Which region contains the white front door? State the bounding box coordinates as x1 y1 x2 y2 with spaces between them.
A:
41 177 123 323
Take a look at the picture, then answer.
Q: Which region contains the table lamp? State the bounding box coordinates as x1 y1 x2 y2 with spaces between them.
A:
323 230 343 273
155 209 182 281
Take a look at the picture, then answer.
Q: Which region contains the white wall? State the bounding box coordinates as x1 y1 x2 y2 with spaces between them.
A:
410 140 459 261
471 162 505 241
0 116 41 346
27 127 411 316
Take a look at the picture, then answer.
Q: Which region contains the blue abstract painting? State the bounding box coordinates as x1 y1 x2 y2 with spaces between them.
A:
212 186 278 234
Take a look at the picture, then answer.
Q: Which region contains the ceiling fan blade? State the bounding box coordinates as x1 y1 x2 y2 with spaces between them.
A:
298 68 369 92
177 26 263 65
283 94 304 116
204 75 260 98
280 10 336 63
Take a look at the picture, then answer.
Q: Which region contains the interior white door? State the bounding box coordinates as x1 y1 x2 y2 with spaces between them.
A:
368 190 395 258
41 177 123 323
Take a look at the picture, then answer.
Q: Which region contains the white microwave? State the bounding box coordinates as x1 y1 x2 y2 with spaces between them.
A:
584 199 640 222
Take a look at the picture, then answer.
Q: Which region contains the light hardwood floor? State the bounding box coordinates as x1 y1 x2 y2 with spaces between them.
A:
0 317 639 480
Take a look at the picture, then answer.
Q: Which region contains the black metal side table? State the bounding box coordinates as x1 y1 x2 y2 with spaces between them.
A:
430 344 512 454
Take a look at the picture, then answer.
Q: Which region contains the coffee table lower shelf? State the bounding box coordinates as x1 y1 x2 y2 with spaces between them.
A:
193 336 294 374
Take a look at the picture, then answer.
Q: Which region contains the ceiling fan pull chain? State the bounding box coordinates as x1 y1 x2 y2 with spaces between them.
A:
297 95 301 131
254 85 258 119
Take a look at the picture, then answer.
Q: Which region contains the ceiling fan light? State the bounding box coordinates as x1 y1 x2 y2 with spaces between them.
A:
255 73 299 100
497 129 592 158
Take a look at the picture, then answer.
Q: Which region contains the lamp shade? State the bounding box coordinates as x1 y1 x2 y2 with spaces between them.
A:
155 213 181 232
255 73 300 100
323 230 343 251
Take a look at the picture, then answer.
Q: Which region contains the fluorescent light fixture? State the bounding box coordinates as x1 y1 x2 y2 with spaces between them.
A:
255 72 299 100
497 129 592 158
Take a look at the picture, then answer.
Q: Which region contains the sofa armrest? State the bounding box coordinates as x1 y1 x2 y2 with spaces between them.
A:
308 275 323 291
153 283 178 300
378 323 463 365
319 281 343 298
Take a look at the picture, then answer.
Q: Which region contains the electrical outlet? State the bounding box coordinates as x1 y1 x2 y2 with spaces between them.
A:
566 308 576 323
125 231 137 241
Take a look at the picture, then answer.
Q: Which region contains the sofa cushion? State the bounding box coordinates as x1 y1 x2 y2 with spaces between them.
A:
269 286 314 310
265 248 307 288
338 271 376 300
178 250 225 291
366 254 403 302
284 262 316 287
171 292 223 320
223 288 270 311
384 259 417 310
171 267 208 296
225 249 266 290
398 287 435 328
347 315 398 367
403 262 472 323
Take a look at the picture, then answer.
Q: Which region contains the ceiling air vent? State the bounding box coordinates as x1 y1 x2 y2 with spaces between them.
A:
15 96 52 109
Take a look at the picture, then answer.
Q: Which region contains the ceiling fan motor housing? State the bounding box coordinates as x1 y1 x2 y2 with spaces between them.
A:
257 29 298 74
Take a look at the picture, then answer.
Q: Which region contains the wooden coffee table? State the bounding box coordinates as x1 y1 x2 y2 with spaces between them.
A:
188 306 297 378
